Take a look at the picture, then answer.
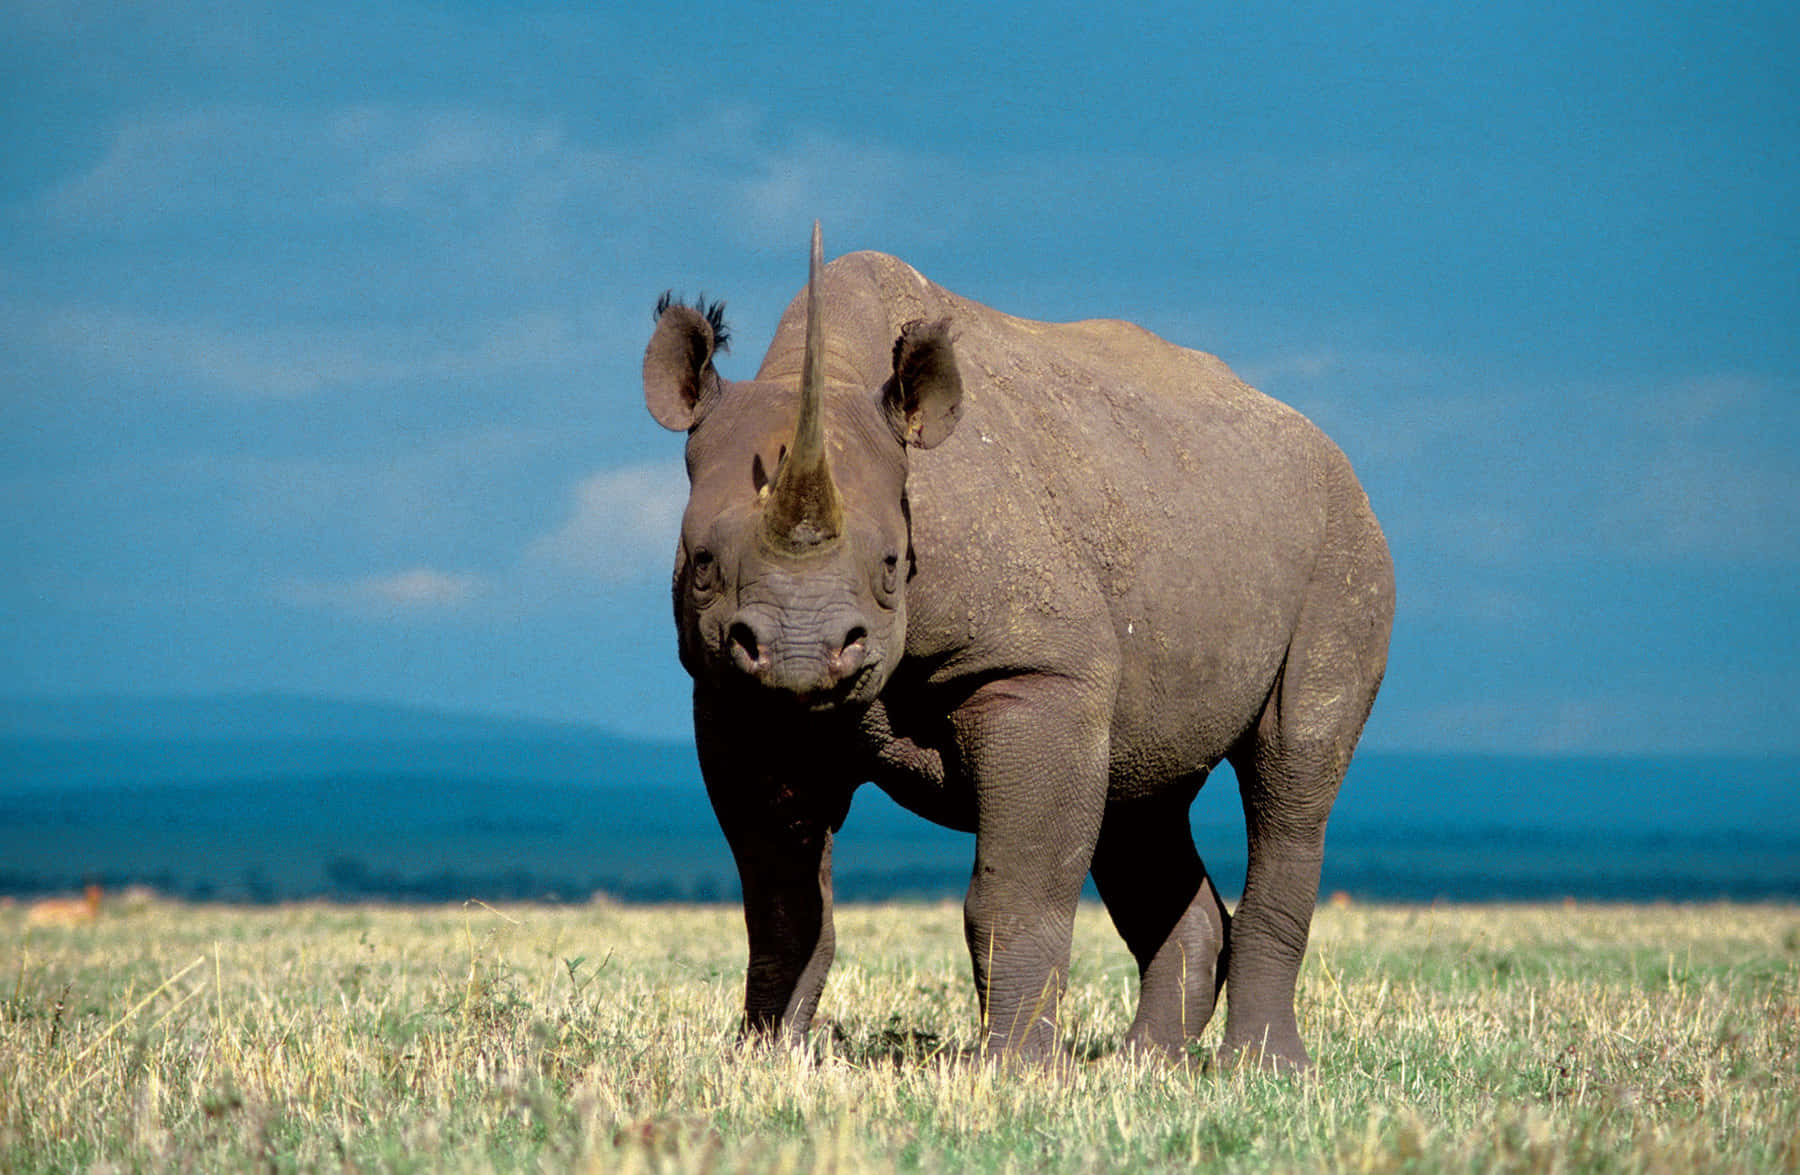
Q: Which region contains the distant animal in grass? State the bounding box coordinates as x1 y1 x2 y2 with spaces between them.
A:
24 883 103 927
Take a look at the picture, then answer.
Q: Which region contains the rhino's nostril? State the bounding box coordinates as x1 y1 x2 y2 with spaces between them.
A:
833 626 870 678
727 621 765 673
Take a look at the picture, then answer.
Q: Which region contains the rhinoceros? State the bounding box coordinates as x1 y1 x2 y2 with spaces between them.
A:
641 224 1393 1067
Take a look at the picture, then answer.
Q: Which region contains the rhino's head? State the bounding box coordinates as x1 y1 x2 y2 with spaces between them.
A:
642 225 962 711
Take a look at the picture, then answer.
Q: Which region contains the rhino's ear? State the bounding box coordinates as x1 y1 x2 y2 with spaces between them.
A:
886 317 962 449
644 301 722 431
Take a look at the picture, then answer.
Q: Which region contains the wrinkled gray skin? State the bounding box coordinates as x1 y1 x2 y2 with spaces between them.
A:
642 226 1393 1067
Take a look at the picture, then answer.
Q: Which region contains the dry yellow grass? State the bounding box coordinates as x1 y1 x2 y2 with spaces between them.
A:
5 897 1797 1171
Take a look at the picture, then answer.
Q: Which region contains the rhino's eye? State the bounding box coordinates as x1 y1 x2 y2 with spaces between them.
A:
691 547 718 593
880 552 901 597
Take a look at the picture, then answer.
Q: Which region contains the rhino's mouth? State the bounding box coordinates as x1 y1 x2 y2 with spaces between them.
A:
795 652 884 711
719 647 884 713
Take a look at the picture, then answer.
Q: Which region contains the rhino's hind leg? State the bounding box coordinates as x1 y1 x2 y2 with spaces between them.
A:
1091 788 1229 1060
1222 486 1393 1070
1220 737 1337 1070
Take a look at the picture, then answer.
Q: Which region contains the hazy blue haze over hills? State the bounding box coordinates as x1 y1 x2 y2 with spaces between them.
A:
3 696 1795 904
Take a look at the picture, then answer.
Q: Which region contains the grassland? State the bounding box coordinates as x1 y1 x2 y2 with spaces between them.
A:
4 896 1797 1172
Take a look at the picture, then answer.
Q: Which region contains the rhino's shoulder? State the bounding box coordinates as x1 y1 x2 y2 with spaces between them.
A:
1036 316 1241 387
968 310 1298 426
821 251 933 308
828 250 924 282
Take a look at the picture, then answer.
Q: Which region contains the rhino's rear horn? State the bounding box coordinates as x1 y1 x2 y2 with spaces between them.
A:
762 222 845 552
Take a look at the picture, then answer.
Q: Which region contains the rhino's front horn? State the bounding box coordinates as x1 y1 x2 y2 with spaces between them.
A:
763 221 846 553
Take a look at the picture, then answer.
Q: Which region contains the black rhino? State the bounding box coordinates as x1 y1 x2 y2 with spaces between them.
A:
642 225 1393 1067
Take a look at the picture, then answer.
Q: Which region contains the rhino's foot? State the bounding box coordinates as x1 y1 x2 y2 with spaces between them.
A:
1115 1028 1211 1070
734 1020 811 1055
1216 1029 1313 1075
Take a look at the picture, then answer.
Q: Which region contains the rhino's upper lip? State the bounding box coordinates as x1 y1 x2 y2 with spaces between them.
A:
808 655 884 709
733 652 884 712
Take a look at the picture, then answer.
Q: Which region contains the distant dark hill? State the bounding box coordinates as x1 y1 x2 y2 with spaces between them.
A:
0 694 700 798
0 694 721 902
1 695 1795 904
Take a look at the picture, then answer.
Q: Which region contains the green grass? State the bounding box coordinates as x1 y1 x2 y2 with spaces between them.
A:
5 896 1798 1172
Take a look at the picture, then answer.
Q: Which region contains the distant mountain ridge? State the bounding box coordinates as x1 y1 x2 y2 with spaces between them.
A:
1 694 1796 904
0 693 703 797
0 693 643 744
4 695 1796 834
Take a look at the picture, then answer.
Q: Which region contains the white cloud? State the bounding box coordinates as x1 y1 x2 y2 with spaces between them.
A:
18 99 981 405
1623 456 1798 563
1401 576 1542 627
727 130 967 252
32 304 625 399
30 101 653 310
39 107 339 229
366 568 484 607
216 426 546 538
1600 375 1799 564
262 460 685 624
4 1 262 72
40 308 409 398
524 461 685 584
14 100 742 399
282 568 487 617
1245 350 1799 574
333 106 594 214
1397 675 1800 756
1235 349 1341 388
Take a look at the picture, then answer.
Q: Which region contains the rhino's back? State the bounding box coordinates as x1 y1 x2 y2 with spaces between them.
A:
768 253 1361 776
762 250 1328 530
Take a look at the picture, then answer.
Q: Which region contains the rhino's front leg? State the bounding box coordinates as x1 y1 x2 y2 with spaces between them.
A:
733 815 838 1038
695 696 852 1041
953 673 1110 1061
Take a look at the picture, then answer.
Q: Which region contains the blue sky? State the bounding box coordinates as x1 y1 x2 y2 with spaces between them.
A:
1 1 1795 752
